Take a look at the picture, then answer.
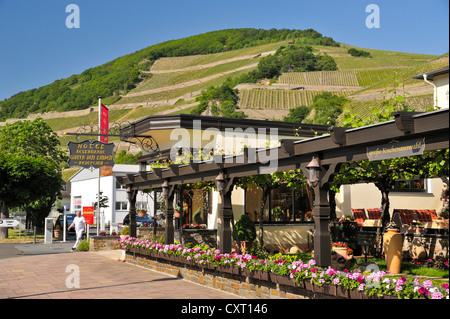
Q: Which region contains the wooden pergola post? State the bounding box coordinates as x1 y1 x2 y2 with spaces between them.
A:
302 156 339 267
162 180 175 245
126 187 137 238
216 173 236 253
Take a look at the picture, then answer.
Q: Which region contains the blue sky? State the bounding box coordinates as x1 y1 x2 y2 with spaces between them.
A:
0 0 448 100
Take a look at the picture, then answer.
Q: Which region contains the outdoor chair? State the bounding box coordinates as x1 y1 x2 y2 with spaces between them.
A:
415 210 438 223
366 208 382 220
351 209 367 226
393 209 416 226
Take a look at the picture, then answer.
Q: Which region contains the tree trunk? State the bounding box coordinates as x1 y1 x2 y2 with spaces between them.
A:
0 201 9 239
375 179 392 255
258 187 270 248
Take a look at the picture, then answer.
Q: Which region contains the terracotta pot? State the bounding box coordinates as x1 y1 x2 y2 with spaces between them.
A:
383 229 403 274
53 229 62 239
137 211 147 217
332 247 349 260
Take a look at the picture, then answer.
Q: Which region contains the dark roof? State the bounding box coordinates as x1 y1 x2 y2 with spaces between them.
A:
128 114 331 137
413 66 449 81
123 114 333 164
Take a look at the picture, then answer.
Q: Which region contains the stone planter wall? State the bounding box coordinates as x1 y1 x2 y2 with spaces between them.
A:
90 236 120 251
137 227 165 240
124 250 359 300
182 229 217 248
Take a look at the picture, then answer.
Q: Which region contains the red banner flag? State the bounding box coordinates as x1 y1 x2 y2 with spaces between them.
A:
100 104 109 143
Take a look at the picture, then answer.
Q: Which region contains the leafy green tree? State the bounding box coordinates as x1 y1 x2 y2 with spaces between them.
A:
191 79 246 118
256 54 282 79
348 48 371 58
332 95 449 254
0 153 63 237
115 150 143 164
311 92 347 126
283 105 310 123
0 118 66 237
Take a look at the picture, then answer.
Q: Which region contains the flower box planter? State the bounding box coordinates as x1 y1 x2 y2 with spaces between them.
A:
304 280 314 292
277 275 295 287
199 262 215 270
269 273 295 287
217 265 240 275
174 256 187 264
253 270 270 281
349 289 364 299
336 286 349 298
166 254 176 262
241 268 253 278
317 283 337 296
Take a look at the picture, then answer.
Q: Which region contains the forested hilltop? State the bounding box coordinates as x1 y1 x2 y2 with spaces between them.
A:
0 28 339 121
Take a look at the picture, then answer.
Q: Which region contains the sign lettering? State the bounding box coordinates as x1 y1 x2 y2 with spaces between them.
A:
67 140 115 168
82 206 94 225
366 138 425 161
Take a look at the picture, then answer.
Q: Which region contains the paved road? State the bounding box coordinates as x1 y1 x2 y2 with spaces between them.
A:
0 242 241 301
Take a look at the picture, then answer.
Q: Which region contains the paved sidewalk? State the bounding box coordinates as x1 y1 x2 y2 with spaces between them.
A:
0 249 241 299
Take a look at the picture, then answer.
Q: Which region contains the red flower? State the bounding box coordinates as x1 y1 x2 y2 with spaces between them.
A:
418 286 429 296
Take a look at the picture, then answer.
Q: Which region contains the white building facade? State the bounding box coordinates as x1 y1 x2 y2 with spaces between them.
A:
69 164 155 228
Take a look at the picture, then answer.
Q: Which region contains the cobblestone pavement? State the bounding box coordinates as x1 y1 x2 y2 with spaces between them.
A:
0 248 241 300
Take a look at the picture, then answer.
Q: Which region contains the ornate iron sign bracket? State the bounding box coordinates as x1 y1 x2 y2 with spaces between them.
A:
65 121 159 153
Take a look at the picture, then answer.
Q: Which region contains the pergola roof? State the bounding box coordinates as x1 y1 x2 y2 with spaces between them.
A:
119 114 332 163
118 109 449 190
413 66 449 81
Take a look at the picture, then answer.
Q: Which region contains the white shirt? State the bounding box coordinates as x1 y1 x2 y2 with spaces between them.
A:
73 216 86 232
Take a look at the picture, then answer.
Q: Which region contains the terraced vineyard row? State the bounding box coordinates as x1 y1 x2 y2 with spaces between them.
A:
238 89 348 109
278 67 420 88
279 70 359 87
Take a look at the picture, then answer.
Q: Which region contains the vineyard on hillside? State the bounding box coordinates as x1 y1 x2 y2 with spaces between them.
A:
278 67 416 88
238 89 349 109
279 70 359 87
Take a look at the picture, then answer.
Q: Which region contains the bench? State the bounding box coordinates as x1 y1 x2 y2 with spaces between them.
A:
351 209 366 226
352 208 382 227
393 209 438 226
366 208 382 220
392 209 443 233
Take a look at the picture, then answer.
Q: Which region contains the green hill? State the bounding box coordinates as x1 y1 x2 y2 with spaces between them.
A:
0 28 339 121
1 27 447 139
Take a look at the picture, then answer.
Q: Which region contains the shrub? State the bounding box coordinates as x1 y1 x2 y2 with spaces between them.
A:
233 214 256 242
121 226 130 235
76 239 90 251
193 208 203 225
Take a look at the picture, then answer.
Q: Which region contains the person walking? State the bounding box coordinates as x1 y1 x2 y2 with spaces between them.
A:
68 211 87 250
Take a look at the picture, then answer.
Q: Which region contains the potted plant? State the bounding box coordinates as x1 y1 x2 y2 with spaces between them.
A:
233 214 257 253
174 205 181 218
53 221 62 239
305 211 313 222
408 220 424 234
137 209 147 218
383 221 403 274
193 208 203 225
271 206 284 221
331 241 349 259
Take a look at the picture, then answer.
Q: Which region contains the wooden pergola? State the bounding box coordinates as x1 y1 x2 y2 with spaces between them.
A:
117 109 449 266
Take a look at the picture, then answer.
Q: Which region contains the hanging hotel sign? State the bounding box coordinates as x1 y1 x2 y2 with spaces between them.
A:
366 138 425 161
68 140 115 168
